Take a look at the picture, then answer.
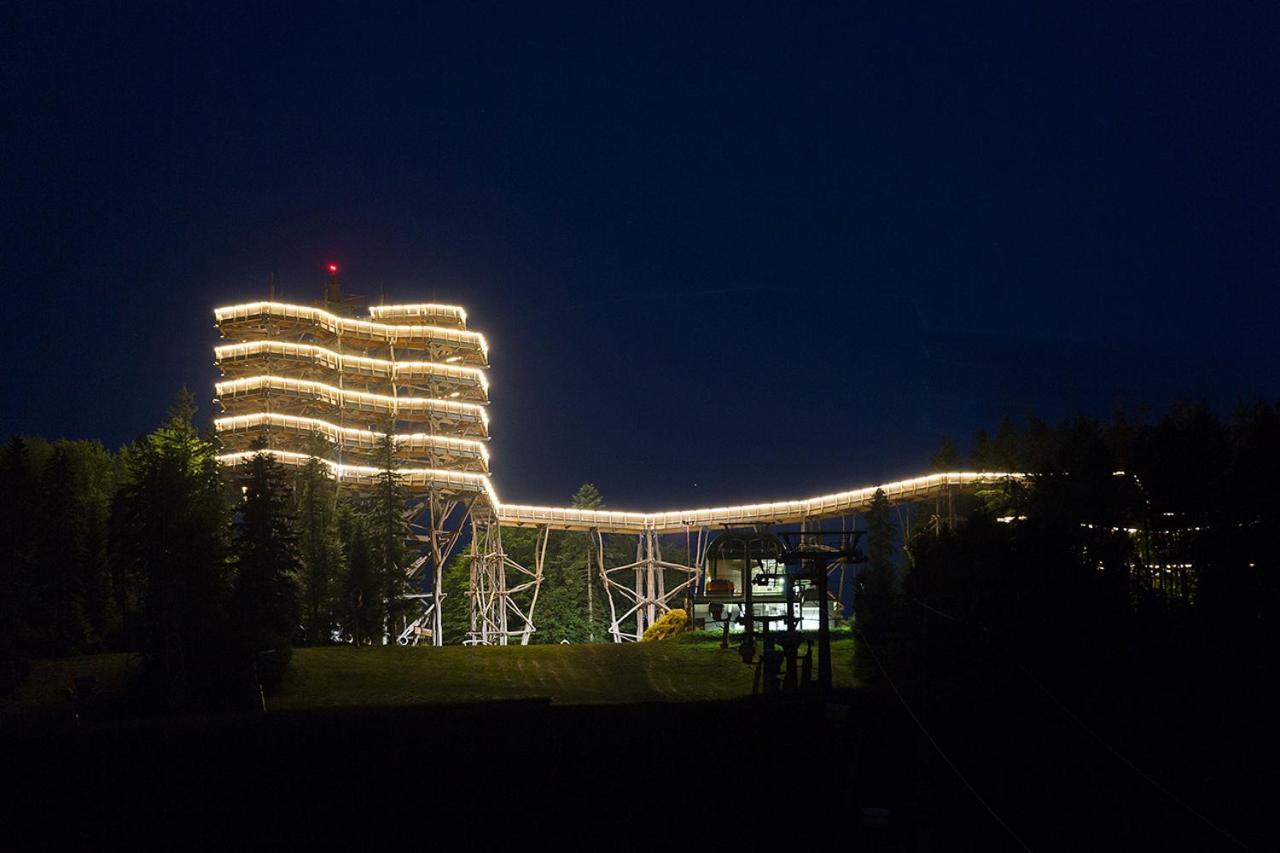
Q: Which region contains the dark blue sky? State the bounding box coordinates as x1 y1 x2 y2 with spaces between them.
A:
3 3 1278 508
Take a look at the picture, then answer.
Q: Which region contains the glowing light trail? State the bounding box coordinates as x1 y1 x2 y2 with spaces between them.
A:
369 303 470 325
214 301 487 359
214 375 490 427
219 449 500 505
214 340 489 392
219 446 1019 534
214 413 490 464
496 472 1023 533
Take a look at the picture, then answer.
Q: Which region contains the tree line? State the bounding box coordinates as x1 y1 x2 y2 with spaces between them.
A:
851 400 1279 841
862 399 1279 678
0 389 629 702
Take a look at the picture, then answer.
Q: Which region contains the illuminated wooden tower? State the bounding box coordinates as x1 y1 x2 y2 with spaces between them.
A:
213 266 539 645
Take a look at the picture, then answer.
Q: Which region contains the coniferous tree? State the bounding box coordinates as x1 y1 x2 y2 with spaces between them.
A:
528 529 596 644
338 498 380 645
439 551 472 643
231 444 301 682
295 436 342 644
73 441 118 649
112 389 232 694
369 426 408 643
45 441 115 654
524 484 613 644
971 428 992 468
109 442 142 646
572 483 604 510
33 447 94 654
0 437 42 692
931 436 960 471
854 488 897 678
572 482 605 641
865 488 896 576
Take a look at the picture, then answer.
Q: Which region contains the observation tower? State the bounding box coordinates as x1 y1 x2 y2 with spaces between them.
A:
214 268 538 646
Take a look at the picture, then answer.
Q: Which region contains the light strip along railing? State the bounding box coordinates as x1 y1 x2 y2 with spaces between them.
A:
218 450 499 505
214 340 489 393
369 303 469 326
214 376 490 427
214 413 491 465
214 455 1016 535
214 301 488 361
497 472 1024 534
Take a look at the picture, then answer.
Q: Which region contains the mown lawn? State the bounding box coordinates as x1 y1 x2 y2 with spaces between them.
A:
5 635 858 714
276 636 857 708
4 652 140 713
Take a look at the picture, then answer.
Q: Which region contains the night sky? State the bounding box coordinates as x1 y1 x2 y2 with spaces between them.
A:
4 3 1278 509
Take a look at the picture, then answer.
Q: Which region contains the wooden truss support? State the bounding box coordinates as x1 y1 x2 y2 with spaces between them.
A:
600 527 701 643
397 493 473 646
467 520 548 646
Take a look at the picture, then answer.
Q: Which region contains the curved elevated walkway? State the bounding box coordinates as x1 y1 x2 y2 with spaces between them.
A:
215 301 488 366
214 375 489 438
215 413 490 472
218 449 498 503
214 341 489 402
496 472 1020 533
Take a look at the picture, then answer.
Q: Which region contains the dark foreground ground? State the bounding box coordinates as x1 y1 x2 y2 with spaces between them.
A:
4 634 1273 850
6 685 1272 851
6 694 872 847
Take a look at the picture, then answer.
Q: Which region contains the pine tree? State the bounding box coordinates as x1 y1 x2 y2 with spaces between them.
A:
74 441 118 650
112 389 232 693
0 437 42 692
571 483 604 510
439 551 471 643
865 488 895 576
338 499 379 645
231 444 301 669
855 488 898 679
33 447 92 655
295 435 342 644
931 436 960 471
369 426 408 643
571 482 605 641
971 428 992 467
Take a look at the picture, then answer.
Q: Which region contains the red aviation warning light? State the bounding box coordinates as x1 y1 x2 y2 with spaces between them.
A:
324 262 342 305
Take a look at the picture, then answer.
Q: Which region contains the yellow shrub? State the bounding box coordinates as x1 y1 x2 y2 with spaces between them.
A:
642 608 688 641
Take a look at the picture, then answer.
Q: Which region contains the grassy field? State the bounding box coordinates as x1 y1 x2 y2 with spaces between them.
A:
276 636 857 708
5 652 140 714
6 635 857 714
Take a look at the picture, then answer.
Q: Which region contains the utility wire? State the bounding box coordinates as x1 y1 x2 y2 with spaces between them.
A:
852 624 1034 852
905 596 1257 852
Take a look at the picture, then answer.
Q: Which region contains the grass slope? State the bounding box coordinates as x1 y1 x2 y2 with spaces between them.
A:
277 637 856 708
5 652 138 713
6 636 858 714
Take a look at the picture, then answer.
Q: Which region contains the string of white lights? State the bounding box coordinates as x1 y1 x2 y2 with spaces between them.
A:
214 412 490 462
214 301 488 356
498 471 1022 531
217 448 1018 532
214 340 489 391
214 375 490 426
219 448 500 504
368 303 469 325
